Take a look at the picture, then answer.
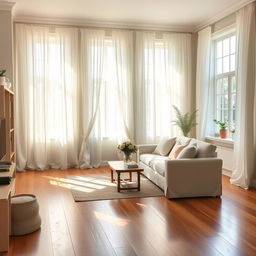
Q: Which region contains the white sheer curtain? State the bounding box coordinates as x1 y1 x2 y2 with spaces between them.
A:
15 24 80 170
79 29 133 168
230 3 256 189
135 31 192 144
196 27 215 140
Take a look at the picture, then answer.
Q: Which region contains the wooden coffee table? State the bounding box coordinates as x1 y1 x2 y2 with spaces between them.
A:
108 161 143 192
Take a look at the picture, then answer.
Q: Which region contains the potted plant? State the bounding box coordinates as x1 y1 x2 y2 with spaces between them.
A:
172 105 198 137
0 70 6 85
213 119 228 139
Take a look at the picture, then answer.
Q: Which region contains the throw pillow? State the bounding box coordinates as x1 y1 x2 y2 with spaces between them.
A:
177 144 198 159
169 142 189 159
189 139 217 158
153 137 176 156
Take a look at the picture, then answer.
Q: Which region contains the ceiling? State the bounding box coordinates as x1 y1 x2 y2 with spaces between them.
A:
6 0 254 31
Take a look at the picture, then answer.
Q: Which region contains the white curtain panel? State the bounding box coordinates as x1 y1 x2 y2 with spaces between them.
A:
196 26 215 140
79 29 134 168
135 31 192 144
231 3 256 189
15 24 80 170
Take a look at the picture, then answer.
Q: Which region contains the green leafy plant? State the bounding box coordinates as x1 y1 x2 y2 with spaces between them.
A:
213 119 228 130
0 70 6 77
172 105 198 137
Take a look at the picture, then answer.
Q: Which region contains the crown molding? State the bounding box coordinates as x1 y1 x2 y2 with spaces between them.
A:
13 15 195 33
194 0 255 32
0 1 15 11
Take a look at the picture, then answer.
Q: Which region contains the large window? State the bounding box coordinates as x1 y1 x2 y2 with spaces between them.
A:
99 39 124 138
214 34 236 133
144 40 170 138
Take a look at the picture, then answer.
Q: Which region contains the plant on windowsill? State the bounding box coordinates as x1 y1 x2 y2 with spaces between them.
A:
172 105 198 137
213 119 228 139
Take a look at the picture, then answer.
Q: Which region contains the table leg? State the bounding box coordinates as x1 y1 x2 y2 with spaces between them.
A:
129 171 132 181
117 172 121 192
137 172 141 191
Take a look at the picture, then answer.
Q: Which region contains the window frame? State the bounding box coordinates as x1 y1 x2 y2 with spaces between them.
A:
212 32 236 135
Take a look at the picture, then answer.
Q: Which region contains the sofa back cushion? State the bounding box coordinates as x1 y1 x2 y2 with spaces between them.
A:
177 144 198 159
176 136 191 145
189 139 217 158
153 137 176 156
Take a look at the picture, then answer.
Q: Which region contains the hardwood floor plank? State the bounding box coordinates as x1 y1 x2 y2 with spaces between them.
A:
1 169 256 256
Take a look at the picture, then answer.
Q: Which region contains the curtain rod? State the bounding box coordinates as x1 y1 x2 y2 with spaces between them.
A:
13 20 193 35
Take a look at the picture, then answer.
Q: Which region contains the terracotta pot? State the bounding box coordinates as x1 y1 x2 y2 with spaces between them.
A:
219 129 228 139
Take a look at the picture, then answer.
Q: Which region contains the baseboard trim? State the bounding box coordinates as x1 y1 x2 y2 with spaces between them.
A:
222 168 232 177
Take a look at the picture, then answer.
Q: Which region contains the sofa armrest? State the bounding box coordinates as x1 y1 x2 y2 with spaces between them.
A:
136 144 157 162
165 158 223 198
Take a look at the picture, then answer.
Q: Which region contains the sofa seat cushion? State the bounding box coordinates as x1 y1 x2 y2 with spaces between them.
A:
140 154 158 165
140 154 168 176
149 159 167 177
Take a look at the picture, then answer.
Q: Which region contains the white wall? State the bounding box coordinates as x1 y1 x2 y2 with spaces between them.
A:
212 13 236 33
206 137 234 177
0 9 14 85
216 146 233 177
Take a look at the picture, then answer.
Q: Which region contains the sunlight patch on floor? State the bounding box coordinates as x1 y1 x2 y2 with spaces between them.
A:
94 211 129 227
136 203 147 208
43 175 118 193
71 176 116 187
49 180 94 192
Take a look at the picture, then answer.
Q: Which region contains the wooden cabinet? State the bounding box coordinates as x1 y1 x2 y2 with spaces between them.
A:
0 85 15 252
0 85 15 162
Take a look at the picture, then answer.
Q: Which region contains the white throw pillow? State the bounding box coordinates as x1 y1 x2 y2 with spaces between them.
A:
177 144 198 159
153 137 176 156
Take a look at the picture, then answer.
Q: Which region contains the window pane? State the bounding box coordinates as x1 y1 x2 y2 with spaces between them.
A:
223 77 228 94
223 38 229 56
217 95 228 109
231 36 236 54
224 95 228 109
217 58 222 74
217 78 228 94
217 109 228 122
217 41 222 58
217 109 222 121
216 78 222 94
230 54 235 71
223 56 229 73
216 96 221 109
223 109 228 121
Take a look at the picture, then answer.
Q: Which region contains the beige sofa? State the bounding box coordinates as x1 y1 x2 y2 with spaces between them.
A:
137 137 223 199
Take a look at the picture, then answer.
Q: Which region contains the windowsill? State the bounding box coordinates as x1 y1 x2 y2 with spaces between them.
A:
205 136 234 149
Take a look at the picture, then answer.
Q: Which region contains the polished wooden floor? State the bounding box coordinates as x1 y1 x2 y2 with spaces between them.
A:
1 167 256 256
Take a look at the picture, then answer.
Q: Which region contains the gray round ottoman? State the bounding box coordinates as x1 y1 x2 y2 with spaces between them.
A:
11 194 41 236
